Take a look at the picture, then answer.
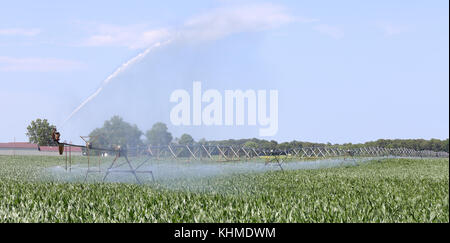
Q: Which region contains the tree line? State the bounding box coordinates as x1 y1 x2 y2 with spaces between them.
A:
26 116 449 152
202 138 449 153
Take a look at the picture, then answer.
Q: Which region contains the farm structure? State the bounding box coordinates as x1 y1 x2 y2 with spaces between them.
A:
57 141 448 184
0 142 82 156
136 145 449 161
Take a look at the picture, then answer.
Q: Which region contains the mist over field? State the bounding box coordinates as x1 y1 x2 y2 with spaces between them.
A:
42 157 376 186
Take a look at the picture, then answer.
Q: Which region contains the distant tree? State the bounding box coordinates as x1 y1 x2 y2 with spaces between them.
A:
26 119 56 146
289 140 303 149
89 116 143 148
442 139 449 152
277 142 291 151
244 141 259 149
429 139 441 152
139 134 450 153
179 133 195 145
198 138 207 145
145 122 173 145
259 140 278 150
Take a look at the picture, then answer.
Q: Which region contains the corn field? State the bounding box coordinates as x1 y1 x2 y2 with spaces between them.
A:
0 155 448 222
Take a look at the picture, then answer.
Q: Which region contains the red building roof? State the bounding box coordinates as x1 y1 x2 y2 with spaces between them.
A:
0 142 37 149
0 142 82 152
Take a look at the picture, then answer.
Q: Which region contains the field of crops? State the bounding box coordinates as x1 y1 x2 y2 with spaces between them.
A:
0 155 448 222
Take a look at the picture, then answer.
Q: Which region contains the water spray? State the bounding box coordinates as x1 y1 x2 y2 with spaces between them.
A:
61 39 173 127
51 128 155 184
48 126 447 185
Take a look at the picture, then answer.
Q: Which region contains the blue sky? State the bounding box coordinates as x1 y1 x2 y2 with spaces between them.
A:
0 0 448 144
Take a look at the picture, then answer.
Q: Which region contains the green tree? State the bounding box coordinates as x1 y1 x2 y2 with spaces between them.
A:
26 119 56 145
198 138 207 145
277 142 291 151
259 140 278 150
89 116 143 148
179 133 195 145
145 122 173 145
442 139 449 152
244 141 259 149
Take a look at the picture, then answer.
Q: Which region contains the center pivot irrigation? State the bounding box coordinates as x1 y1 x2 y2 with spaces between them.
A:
52 129 154 184
51 127 449 184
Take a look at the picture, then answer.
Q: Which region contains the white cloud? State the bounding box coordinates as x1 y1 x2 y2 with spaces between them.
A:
313 24 344 39
0 56 85 72
82 3 307 49
83 24 171 49
377 22 408 36
180 3 304 41
0 28 41 37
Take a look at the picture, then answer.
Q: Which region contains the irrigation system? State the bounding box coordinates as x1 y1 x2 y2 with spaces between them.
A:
51 129 449 184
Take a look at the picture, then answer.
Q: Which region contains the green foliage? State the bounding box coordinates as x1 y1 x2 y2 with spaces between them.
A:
89 116 143 148
145 122 173 146
277 142 291 151
364 138 449 153
209 138 449 152
0 155 448 222
25 119 56 146
198 138 207 145
243 141 259 149
179 134 195 145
